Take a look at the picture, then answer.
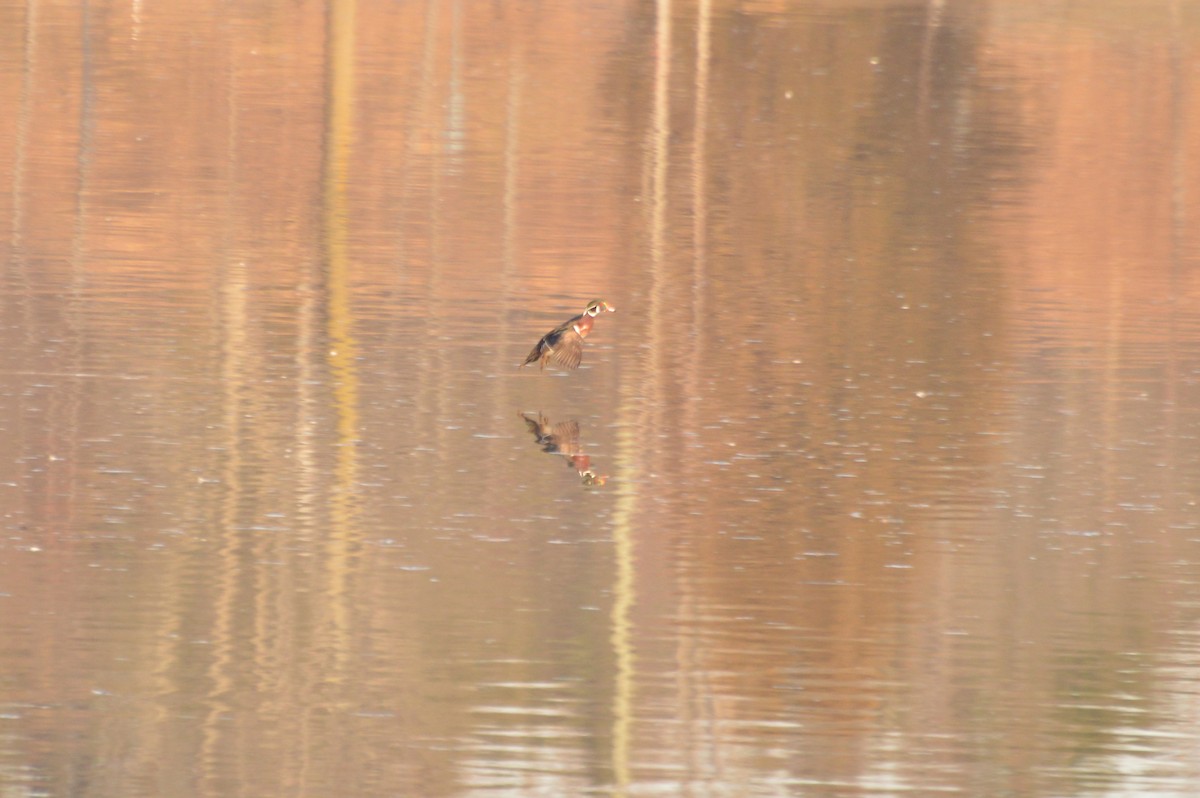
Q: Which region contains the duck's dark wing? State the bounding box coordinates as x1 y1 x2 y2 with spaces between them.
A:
521 313 586 370
544 328 585 370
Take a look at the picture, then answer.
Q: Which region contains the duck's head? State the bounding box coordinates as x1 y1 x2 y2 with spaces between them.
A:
585 299 616 316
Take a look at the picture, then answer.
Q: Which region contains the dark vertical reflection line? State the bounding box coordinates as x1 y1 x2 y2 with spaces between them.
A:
10 1 38 360
10 0 37 265
57 0 94 557
1165 0 1184 495
58 4 95 539
691 0 709 271
916 0 945 137
685 0 709 430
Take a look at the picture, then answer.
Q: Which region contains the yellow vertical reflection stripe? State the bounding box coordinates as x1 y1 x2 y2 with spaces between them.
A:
611 1 673 793
610 439 637 797
200 259 247 793
323 0 358 672
649 0 671 266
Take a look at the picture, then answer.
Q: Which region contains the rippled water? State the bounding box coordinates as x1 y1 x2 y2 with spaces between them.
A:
2 1 1200 796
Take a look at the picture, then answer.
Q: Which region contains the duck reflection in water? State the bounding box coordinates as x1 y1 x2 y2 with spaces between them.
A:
519 412 608 487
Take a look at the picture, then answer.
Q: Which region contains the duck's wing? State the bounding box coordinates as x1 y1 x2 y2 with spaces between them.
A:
545 328 584 370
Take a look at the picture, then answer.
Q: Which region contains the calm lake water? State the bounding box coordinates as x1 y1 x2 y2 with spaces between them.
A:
3 1 1200 796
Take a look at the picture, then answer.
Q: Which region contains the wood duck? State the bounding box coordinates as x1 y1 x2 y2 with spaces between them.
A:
520 299 616 371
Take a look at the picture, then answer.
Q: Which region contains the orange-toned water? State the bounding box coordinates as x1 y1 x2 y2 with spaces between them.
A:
2 1 1199 795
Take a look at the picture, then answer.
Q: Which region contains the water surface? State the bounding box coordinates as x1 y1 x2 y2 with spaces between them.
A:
2 1 1200 796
